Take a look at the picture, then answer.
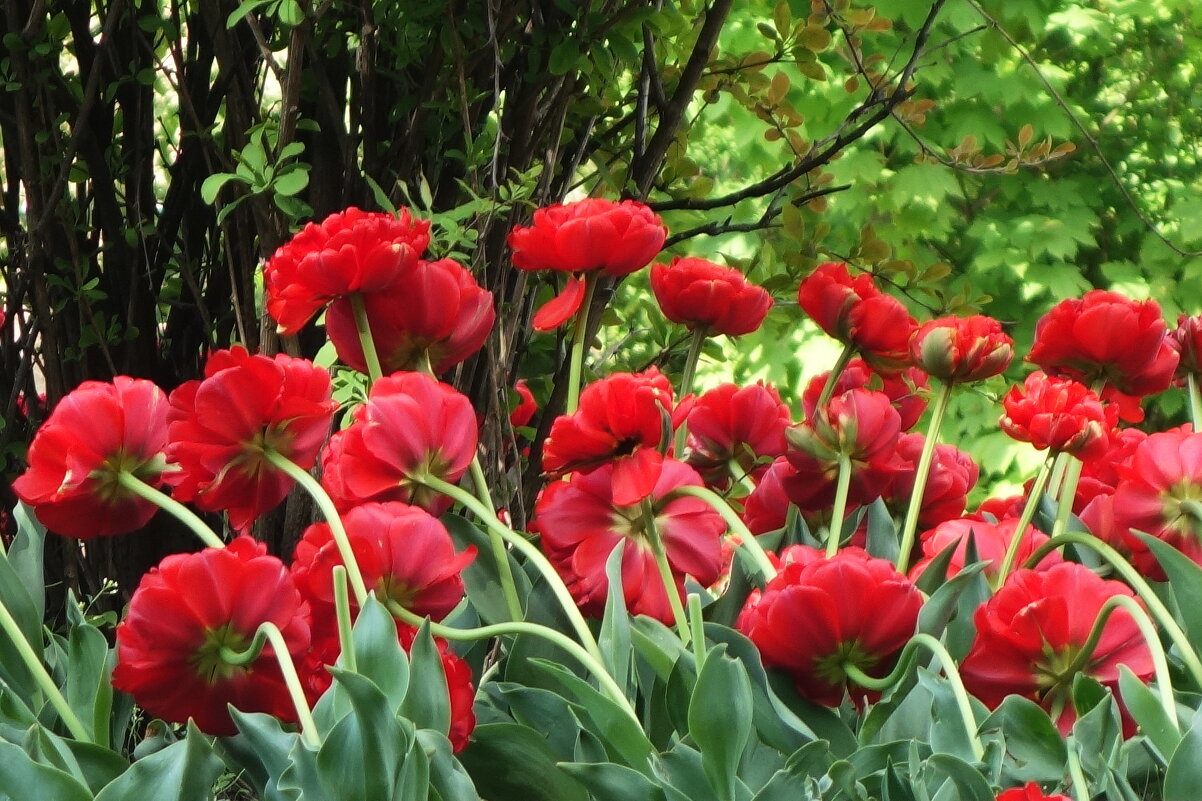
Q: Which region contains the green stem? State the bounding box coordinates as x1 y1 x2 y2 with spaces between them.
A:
116 472 225 550
644 498 691 644
814 341 855 412
386 600 638 724
220 622 320 748
1046 451 1068 500
264 451 370 606
469 456 523 622
1061 595 1178 731
0 599 91 741
566 275 598 414
994 453 1055 588
1025 532 1202 689
1190 374 1202 432
896 380 954 573
332 566 356 673
349 291 383 386
826 453 853 558
417 473 605 664
843 632 984 761
673 326 709 455
1052 456 1085 540
669 484 777 581
1065 736 1090 801
688 593 707 672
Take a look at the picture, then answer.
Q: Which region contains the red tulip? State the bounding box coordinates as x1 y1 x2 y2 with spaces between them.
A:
542 368 676 506
1108 429 1202 580
995 783 1072 801
803 359 929 431
509 198 666 330
165 347 336 533
797 262 917 374
684 382 792 486
650 257 773 336
325 257 494 375
112 536 311 736
13 377 169 538
290 502 474 621
790 388 902 464
885 434 979 529
320 371 477 515
534 459 725 623
1000 371 1116 461
910 315 1013 383
960 562 1153 734
1028 290 1177 421
264 207 431 334
742 457 796 535
1170 313 1202 381
909 517 1061 582
737 546 922 706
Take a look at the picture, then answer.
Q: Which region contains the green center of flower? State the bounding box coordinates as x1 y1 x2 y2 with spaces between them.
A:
190 623 253 685
1161 480 1202 536
92 450 166 502
813 640 878 686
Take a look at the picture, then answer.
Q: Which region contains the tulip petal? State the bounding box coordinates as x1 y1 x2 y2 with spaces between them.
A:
532 274 586 332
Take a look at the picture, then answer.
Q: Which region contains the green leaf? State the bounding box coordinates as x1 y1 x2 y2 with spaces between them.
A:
1165 707 1202 801
225 709 307 799
1117 665 1180 760
0 739 92 801
923 753 994 801
496 683 584 761
548 40 579 75
200 173 237 205
457 723 588 801
271 165 310 197
65 623 112 747
400 621 451 738
1135 532 1202 653
599 541 633 696
528 658 654 772
94 723 223 801
419 729 480 801
559 762 667 801
981 696 1066 784
316 669 409 801
689 644 754 801
917 561 987 640
9 503 46 623
349 595 409 713
444 513 531 626
864 498 899 562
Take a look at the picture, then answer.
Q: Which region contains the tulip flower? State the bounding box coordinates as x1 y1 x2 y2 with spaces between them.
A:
909 516 1062 582
909 314 1014 383
960 562 1154 734
264 207 431 335
684 382 792 487
534 459 724 623
165 347 337 533
325 257 494 375
1000 371 1116 461
13 377 170 538
112 536 311 736
649 257 773 337
737 546 922 706
803 358 929 432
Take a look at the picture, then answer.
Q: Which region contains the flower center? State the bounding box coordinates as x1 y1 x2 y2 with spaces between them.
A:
1160 480 1202 537
812 640 878 686
189 623 252 685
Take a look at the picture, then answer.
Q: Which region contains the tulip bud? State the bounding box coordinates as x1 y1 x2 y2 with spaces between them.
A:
910 315 1013 383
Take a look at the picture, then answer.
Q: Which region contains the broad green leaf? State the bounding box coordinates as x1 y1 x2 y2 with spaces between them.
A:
1118 665 1181 759
94 723 222 801
0 739 92 801
559 761 667 801
689 644 753 801
349 595 409 712
457 723 588 801
418 729 480 801
9 503 46 623
199 173 237 205
316 669 409 801
444 513 531 626
400 622 451 738
1136 532 1202 654
1165 707 1202 801
917 561 988 639
271 165 310 197
981 696 1065 784
65 624 112 747
599 541 633 696
226 709 306 800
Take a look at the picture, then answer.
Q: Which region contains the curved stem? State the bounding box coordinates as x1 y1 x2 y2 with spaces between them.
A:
672 327 709 454
332 566 356 673
221 622 319 748
644 498 691 644
1052 456 1085 540
1025 532 1202 689
116 472 225 550
386 601 638 723
1061 595 1178 731
994 453 1055 588
670 484 777 580
814 342 855 412
1189 374 1202 432
566 275 598 414
469 456 523 621
264 451 370 606
843 632 983 761
826 453 853 558
688 593 707 671
349 291 383 386
417 473 605 664
0 599 90 742
896 380 953 573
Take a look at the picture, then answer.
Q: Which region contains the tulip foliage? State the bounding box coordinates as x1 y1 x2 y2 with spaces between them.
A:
9 203 1202 801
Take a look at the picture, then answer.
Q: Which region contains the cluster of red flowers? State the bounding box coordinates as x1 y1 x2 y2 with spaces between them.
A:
12 195 1194 783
